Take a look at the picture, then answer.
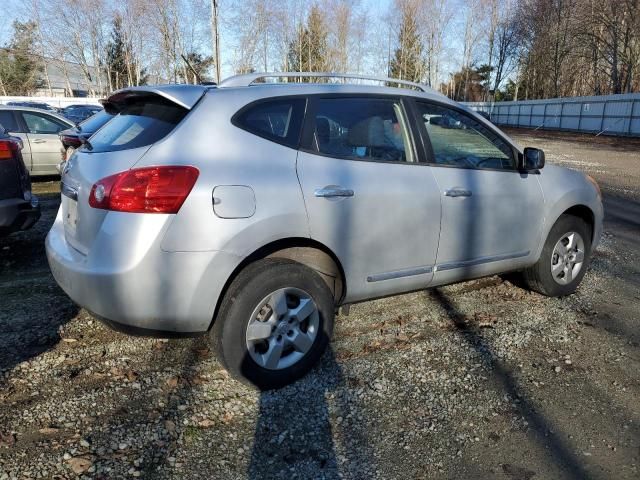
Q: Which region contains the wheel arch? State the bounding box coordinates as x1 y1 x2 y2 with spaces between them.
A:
531 197 600 265
208 237 346 330
559 204 595 243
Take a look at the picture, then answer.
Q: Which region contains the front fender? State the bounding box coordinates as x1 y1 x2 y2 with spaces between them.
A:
534 165 604 260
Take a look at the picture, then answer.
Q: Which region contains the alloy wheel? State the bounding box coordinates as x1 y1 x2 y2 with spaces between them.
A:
245 287 320 370
550 231 585 285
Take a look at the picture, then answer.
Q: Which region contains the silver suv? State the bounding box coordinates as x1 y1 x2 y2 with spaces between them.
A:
46 73 603 389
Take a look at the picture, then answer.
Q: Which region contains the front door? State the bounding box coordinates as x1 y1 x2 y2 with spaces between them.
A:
19 111 69 175
297 95 442 303
413 101 545 283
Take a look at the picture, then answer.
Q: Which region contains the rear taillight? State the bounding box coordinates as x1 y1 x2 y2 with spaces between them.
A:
60 135 83 148
0 140 18 160
89 166 199 213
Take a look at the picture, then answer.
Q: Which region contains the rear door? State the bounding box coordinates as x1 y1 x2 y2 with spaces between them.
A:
413 100 544 283
296 95 442 303
18 111 70 175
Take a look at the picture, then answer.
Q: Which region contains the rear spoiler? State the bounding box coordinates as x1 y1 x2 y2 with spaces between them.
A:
101 85 210 114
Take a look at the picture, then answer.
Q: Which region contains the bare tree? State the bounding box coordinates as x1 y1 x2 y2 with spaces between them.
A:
459 0 484 100
227 0 274 74
421 0 454 87
491 1 520 92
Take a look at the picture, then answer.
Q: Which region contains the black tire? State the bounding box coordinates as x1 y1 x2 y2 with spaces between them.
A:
522 214 592 297
212 258 335 390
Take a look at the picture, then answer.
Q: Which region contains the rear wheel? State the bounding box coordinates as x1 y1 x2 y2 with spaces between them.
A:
212 258 335 390
522 214 592 297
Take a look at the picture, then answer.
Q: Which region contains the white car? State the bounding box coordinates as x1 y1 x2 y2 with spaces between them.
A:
0 106 74 176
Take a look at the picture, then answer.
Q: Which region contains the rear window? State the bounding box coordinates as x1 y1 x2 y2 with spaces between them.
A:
233 98 306 148
78 109 113 133
84 97 187 153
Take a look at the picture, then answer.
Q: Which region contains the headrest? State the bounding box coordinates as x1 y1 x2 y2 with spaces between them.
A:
316 116 330 141
348 116 386 147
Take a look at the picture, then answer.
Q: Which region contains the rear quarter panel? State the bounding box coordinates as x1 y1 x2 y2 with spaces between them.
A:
154 90 310 255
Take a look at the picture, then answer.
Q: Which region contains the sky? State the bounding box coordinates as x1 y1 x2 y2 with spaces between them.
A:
1 0 468 83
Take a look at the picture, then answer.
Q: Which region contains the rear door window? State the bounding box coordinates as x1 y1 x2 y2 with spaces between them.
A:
307 97 414 163
85 97 187 153
233 98 306 148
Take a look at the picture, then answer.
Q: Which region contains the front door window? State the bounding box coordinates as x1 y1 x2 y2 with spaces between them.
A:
416 103 514 170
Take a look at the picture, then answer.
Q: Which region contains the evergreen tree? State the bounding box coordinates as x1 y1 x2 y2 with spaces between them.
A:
106 16 128 90
0 21 43 95
105 15 147 90
446 66 490 101
389 6 423 82
287 5 329 77
180 52 214 83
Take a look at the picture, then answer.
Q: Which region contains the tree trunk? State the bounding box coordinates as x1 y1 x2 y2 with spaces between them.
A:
211 0 221 83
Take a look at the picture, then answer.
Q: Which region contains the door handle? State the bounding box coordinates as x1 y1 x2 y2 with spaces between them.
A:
314 186 354 198
444 189 472 198
32 139 47 144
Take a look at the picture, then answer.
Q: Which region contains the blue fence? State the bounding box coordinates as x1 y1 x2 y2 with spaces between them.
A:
466 93 640 137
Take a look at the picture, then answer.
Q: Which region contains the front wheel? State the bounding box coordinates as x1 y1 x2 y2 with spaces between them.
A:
212 258 335 390
522 214 592 297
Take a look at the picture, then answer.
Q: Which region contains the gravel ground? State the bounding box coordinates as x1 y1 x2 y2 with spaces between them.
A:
0 129 639 479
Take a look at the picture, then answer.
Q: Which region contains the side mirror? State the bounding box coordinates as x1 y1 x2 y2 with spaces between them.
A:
520 147 545 171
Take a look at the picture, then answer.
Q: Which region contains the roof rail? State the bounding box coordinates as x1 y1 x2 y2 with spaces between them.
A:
218 72 431 93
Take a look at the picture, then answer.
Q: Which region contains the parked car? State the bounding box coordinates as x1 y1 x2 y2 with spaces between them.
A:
61 105 103 124
46 74 603 390
429 115 463 128
58 109 114 169
0 106 74 176
0 126 40 235
6 101 60 114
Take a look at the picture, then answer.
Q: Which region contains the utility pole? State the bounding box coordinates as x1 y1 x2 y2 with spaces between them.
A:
211 0 221 83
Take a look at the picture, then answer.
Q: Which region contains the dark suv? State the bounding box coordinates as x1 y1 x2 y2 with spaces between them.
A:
0 126 40 235
58 109 114 167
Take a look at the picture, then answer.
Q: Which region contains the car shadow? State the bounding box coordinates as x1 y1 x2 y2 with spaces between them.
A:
247 346 373 479
82 339 372 479
429 288 593 480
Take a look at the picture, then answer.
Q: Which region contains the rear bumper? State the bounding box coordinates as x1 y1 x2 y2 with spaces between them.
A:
0 197 40 235
45 210 241 334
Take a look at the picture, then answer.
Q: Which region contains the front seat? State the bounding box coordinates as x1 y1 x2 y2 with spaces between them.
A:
348 116 401 161
315 116 331 150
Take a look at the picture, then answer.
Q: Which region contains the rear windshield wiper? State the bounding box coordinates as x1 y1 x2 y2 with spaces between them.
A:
83 139 94 151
